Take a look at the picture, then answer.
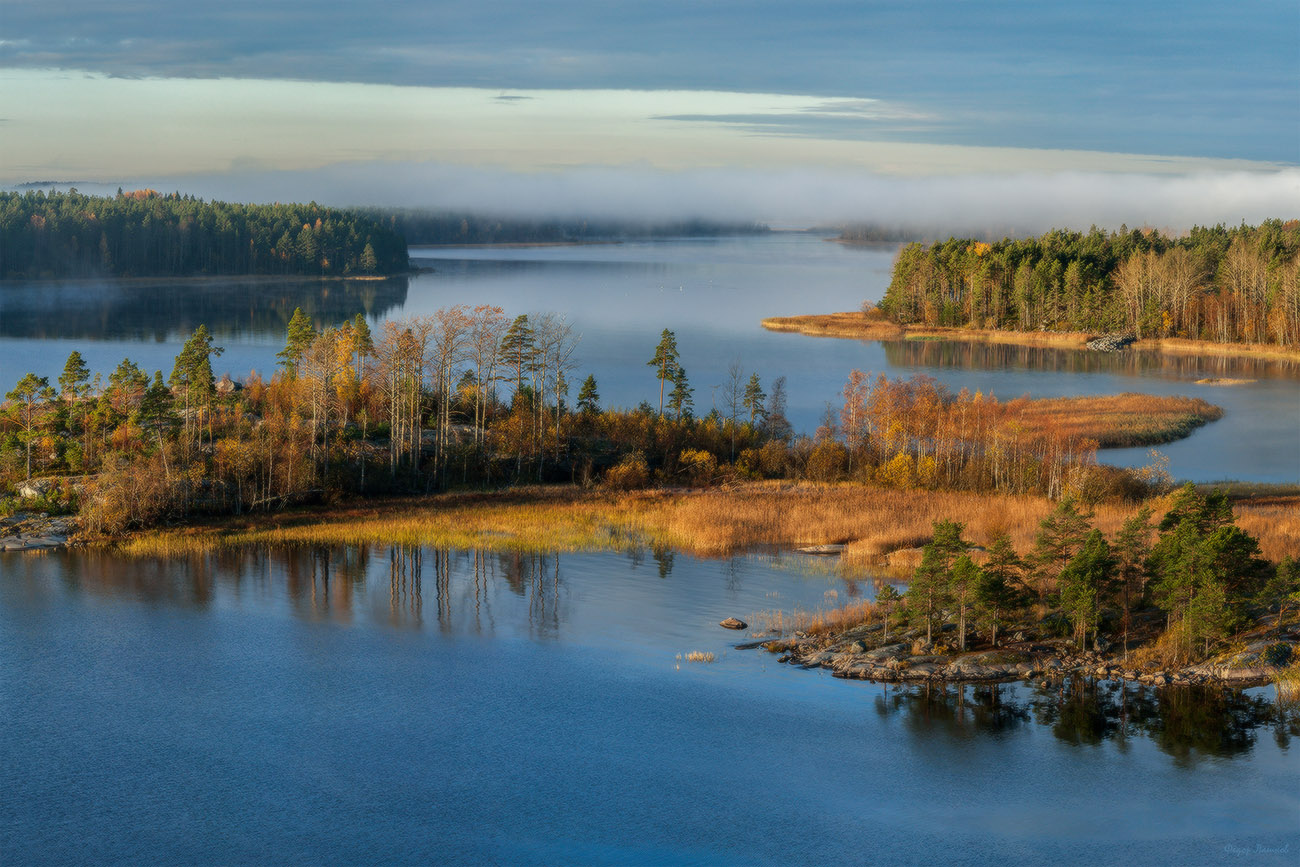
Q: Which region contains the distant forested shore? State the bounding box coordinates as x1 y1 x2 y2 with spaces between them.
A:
0 190 409 279
879 221 1300 346
356 209 770 245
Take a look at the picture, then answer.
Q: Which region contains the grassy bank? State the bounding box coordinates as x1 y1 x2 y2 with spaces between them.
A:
1011 393 1222 447
761 312 1300 363
116 482 1300 566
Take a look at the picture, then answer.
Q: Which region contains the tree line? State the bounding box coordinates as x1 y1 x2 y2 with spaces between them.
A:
898 487 1297 665
878 220 1300 345
1 315 1164 533
355 209 769 245
0 189 409 279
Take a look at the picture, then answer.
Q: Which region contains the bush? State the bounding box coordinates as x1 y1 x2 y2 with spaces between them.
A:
806 440 848 482
677 448 718 486
603 451 650 490
757 440 789 478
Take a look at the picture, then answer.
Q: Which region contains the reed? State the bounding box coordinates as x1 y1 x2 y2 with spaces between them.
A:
1275 662 1300 707
117 481 1296 568
679 651 717 663
1009 393 1223 447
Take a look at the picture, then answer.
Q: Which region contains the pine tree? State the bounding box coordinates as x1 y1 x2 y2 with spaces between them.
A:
906 519 967 645
5 373 54 480
352 313 373 380
647 329 681 416
278 307 315 375
1111 506 1153 659
170 324 223 443
948 554 981 651
1058 529 1115 649
577 375 600 414
1257 557 1300 626
668 365 693 420
498 314 536 399
1029 496 1093 603
59 351 91 400
743 372 766 424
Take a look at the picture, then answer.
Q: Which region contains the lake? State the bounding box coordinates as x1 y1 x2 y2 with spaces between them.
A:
2 235 1299 864
2 544 1297 865
2 233 1297 481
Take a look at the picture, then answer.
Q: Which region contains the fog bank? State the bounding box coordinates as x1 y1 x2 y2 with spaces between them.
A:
18 163 1299 235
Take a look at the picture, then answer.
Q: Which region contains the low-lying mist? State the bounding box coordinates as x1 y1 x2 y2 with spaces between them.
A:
25 162 1300 237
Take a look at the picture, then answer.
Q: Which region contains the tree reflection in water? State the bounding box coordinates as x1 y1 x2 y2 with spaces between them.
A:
876 678 1298 764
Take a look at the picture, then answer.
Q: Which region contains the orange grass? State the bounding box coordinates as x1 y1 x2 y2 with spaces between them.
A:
119 482 1297 567
1010 393 1223 447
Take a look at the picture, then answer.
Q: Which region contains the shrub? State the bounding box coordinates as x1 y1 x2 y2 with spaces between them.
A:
757 440 789 478
678 448 718 486
603 451 650 490
806 440 848 482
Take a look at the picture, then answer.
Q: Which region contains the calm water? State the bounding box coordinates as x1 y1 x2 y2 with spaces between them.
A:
2 233 1297 481
3 235 1300 863
2 545 1297 865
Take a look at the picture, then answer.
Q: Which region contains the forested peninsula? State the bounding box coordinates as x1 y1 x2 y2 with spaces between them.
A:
878 221 1300 346
0 190 409 279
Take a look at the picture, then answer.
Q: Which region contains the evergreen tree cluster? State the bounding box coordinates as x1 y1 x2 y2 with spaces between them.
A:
0 189 408 278
878 221 1300 345
900 487 1296 661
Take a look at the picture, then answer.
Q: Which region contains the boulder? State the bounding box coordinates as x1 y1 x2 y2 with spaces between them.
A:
719 617 748 630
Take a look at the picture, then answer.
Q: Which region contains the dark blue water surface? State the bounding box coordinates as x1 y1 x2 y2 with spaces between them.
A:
2 546 1297 865
2 234 1297 481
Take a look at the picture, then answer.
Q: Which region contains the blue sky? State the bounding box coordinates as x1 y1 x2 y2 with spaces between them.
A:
1 1 1296 224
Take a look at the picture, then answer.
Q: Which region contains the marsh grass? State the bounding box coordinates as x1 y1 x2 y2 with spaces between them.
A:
117 481 1298 566
755 598 879 636
1012 393 1223 447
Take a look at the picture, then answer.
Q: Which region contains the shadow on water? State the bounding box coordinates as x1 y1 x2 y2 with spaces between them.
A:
876 678 1299 765
881 339 1300 381
0 275 410 341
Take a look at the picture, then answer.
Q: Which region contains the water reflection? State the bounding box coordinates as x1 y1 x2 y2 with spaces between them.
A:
0 275 409 341
11 543 1295 767
883 339 1300 381
877 679 1298 764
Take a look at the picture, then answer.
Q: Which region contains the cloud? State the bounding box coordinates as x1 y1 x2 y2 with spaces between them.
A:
1 2 1295 162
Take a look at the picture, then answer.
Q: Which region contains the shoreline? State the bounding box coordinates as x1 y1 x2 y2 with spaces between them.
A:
760 312 1300 364
739 622 1295 689
13 482 1297 690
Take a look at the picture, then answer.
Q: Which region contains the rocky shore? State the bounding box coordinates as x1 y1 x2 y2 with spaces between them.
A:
0 513 77 552
736 619 1298 688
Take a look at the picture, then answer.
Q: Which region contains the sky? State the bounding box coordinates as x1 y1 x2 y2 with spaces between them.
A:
1 1 1297 227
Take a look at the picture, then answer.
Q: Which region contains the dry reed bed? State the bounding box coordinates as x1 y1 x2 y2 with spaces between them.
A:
1012 393 1223 447
121 482 1300 561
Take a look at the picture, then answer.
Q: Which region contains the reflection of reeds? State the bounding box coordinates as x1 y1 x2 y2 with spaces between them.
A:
118 481 1300 565
1275 663 1300 707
